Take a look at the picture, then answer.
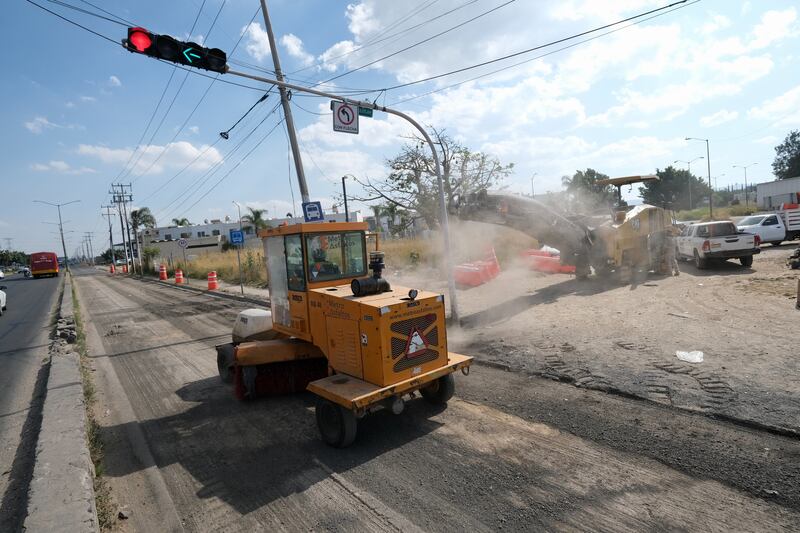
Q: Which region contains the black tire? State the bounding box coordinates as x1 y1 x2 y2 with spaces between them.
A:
693 250 707 270
739 255 753 268
772 241 782 247
0 306 3 317
216 343 236 384
420 373 455 405
315 397 357 448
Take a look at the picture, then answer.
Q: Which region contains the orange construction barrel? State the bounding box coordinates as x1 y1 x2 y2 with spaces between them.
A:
207 271 219 290
159 264 168 281
175 269 184 284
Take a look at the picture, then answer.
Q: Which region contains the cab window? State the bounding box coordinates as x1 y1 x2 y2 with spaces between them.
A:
763 215 779 226
285 234 305 291
305 232 367 282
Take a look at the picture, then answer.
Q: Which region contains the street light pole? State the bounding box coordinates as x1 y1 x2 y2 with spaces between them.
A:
224 67 461 321
34 199 80 272
674 157 704 210
232 201 245 296
686 137 713 218
530 172 537 197
733 163 758 207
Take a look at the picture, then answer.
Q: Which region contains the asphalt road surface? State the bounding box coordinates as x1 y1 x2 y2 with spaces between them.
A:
74 268 800 532
0 271 60 530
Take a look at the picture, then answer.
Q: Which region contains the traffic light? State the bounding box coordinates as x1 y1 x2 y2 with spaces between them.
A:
124 27 227 74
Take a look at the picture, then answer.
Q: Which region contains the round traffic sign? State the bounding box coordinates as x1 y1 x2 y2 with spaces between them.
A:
178 238 188 248
337 104 355 125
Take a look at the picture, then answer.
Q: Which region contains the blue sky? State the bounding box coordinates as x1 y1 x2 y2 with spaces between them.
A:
2 0 799 253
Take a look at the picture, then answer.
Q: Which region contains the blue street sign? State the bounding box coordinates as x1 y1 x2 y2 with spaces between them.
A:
229 229 244 245
302 201 325 223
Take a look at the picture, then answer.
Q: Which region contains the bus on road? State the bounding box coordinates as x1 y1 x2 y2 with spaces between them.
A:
30 252 60 278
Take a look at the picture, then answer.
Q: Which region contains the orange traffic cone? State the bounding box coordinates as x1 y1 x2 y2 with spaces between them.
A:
109 264 115 274
122 264 128 274
207 271 219 290
159 264 168 281
175 269 184 284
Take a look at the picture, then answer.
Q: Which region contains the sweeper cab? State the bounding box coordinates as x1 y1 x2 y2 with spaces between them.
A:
216 221 472 447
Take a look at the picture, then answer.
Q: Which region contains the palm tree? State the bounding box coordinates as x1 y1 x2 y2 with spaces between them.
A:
241 207 270 231
171 217 190 226
130 208 157 272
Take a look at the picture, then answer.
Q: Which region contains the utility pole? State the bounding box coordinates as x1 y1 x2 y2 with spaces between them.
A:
84 232 95 265
102 205 115 264
341 175 350 222
34 199 80 272
111 183 139 274
259 0 309 203
110 185 131 272
530 173 537 197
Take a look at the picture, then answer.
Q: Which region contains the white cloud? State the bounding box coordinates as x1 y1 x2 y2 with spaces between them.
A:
318 41 355 72
242 22 271 62
754 135 778 145
24 116 59 134
65 101 75 109
108 75 122 87
749 7 798 50
77 141 223 176
700 14 732 35
30 160 96 175
80 95 96 102
281 33 314 66
700 109 738 127
188 126 199 134
748 84 800 126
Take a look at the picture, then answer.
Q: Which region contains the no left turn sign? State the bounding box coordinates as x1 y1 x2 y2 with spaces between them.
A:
332 101 359 134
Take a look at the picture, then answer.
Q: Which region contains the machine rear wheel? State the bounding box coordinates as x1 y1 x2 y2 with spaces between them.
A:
693 250 707 270
315 397 357 448
421 374 455 405
739 255 753 268
216 343 236 384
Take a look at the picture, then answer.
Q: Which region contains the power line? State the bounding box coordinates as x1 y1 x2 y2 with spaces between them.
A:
43 0 128 26
319 0 517 86
290 0 478 76
24 0 120 45
389 0 696 106
380 0 692 92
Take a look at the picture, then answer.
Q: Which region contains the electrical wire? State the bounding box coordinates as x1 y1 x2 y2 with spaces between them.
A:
318 0 516 86
389 0 697 106
76 0 135 26
381 0 692 92
290 0 479 76
24 0 120 45
42 0 127 26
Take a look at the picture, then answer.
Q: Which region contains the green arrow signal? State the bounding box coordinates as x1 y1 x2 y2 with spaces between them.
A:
182 47 201 63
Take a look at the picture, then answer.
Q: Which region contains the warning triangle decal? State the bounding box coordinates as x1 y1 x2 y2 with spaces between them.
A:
406 327 428 357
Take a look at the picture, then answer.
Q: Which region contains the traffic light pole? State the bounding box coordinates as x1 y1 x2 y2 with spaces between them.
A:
225 68 460 321
259 0 309 204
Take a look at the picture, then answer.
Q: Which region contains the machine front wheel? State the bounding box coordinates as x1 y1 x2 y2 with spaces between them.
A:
216 343 235 384
315 397 357 448
739 255 753 268
420 374 455 405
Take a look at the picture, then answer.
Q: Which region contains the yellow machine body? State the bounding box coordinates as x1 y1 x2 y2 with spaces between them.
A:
595 204 676 269
258 222 456 390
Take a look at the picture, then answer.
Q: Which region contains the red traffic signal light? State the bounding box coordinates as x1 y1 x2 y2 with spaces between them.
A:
124 27 227 74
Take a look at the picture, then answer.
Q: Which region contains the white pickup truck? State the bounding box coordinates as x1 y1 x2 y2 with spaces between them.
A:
736 206 800 246
677 221 760 269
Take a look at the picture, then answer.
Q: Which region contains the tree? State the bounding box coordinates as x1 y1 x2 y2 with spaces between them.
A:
0 249 28 266
561 168 615 210
100 248 125 263
353 128 513 228
772 130 800 180
242 207 270 231
171 217 190 226
639 166 712 210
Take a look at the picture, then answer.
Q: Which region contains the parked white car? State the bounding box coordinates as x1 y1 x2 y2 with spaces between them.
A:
0 285 6 316
0 270 4 279
737 214 786 246
677 221 760 269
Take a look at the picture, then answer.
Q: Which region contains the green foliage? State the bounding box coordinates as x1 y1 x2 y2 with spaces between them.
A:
561 168 615 210
639 166 712 210
242 207 271 231
171 217 190 226
129 207 156 230
0 249 29 266
772 130 800 180
99 248 125 263
354 128 513 228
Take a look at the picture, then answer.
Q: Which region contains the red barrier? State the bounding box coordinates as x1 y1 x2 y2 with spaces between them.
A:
122 264 128 274
454 246 501 288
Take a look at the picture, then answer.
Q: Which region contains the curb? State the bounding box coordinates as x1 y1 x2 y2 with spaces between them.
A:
24 272 98 532
134 274 270 308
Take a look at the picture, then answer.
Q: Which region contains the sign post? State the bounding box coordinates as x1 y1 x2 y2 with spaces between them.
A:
230 229 245 295
178 237 188 267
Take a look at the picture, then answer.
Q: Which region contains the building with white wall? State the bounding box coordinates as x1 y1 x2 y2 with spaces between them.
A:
757 176 800 209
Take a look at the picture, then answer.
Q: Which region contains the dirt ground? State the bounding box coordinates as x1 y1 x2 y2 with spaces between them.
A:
72 266 800 532
391 243 800 436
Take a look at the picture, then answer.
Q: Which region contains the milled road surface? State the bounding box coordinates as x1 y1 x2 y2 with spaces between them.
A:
0 272 60 531
74 268 800 532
